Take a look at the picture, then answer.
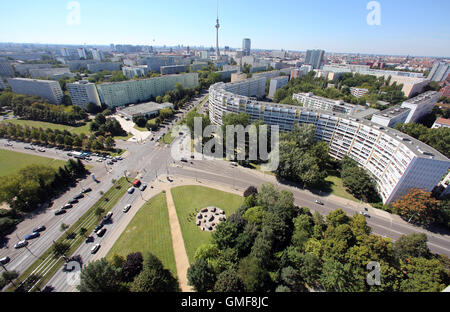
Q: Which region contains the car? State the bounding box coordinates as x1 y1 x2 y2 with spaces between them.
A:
68 199 78 205
0 256 10 265
128 187 135 194
73 193 84 200
181 158 188 163
67 152 72 157
54 209 66 216
123 204 131 213
94 223 104 232
38 148 45 152
96 228 106 237
32 226 46 233
85 236 94 244
104 211 113 221
24 146 31 150
82 187 92 193
63 204 73 209
360 211 371 218
96 159 103 162
139 184 147 192
315 200 324 205
230 162 238 167
29 146 35 150
107 161 114 165
25 232 40 240
91 244 101 254
133 179 141 187
14 240 28 249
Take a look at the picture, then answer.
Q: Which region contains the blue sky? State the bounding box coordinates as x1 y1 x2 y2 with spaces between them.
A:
1 0 449 57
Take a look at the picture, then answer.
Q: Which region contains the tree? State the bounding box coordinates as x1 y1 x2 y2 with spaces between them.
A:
130 253 179 292
393 233 430 261
212 222 239 250
79 227 88 238
214 269 245 292
122 252 144 282
399 257 449 292
278 266 305 292
52 241 71 260
77 259 123 292
319 259 355 292
187 259 216 292
243 186 258 198
340 157 380 202
392 189 440 225
237 256 272 292
298 253 322 288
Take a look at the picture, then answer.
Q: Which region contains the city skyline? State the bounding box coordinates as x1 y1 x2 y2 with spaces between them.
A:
0 0 449 57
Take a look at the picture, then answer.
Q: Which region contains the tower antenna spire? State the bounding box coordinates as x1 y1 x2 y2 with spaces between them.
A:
215 0 220 58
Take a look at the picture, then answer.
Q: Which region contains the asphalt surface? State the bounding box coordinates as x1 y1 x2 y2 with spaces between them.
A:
1 91 449 292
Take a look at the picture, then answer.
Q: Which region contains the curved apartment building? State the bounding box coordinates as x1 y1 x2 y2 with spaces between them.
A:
209 79 450 204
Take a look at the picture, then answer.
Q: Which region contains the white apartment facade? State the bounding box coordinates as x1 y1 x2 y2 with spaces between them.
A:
67 81 102 109
293 92 366 115
7 78 64 104
371 106 411 128
350 87 369 98
401 91 441 123
209 80 450 204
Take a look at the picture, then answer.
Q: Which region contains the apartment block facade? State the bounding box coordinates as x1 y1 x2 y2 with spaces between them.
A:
293 92 366 115
209 80 450 204
7 78 64 104
67 81 102 109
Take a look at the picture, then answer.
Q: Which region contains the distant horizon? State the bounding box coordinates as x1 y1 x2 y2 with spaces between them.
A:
0 41 448 59
0 0 449 58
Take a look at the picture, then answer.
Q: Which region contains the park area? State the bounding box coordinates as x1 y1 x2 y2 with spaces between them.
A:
107 192 177 276
170 186 244 263
0 149 66 177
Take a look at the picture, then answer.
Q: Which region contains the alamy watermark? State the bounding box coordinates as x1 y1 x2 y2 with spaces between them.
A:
170 117 280 172
67 1 81 26
367 1 381 26
366 261 381 286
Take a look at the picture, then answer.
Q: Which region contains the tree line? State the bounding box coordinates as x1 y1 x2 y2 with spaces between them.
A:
90 111 127 138
0 92 88 126
0 123 116 152
77 252 179 292
0 160 87 237
186 184 450 292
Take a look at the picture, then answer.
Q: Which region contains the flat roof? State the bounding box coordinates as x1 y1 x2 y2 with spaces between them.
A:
435 118 450 126
373 105 411 119
119 102 173 116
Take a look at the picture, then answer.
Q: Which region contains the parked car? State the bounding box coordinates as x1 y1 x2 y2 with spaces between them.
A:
63 204 73 209
133 179 141 187
139 184 147 192
96 228 106 237
0 256 10 265
33 226 46 233
123 204 131 213
14 240 28 249
94 223 104 232
315 200 324 205
73 193 84 200
55 209 66 216
181 158 188 163
25 232 40 240
82 187 92 193
128 187 135 194
68 199 78 205
85 236 94 244
103 212 113 221
91 244 101 254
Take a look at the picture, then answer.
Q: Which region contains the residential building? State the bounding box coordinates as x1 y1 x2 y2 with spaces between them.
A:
86 62 121 73
118 102 174 119
242 39 251 56
67 81 102 109
432 117 450 129
143 56 187 73
209 80 450 205
223 65 241 72
350 87 369 98
305 49 325 69
190 62 208 72
268 76 289 98
96 73 199 108
92 49 104 61
13 63 53 76
7 78 64 104
218 69 239 80
160 65 189 75
0 60 15 77
293 92 366 115
29 67 72 79
231 73 248 83
68 60 99 71
60 48 70 57
0 78 5 90
122 65 149 78
371 105 411 128
428 62 450 82
77 48 87 59
401 91 441 123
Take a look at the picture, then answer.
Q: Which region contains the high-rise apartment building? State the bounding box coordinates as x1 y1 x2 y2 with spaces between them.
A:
428 61 450 82
7 78 64 104
293 93 366 115
0 59 15 77
67 81 102 109
122 66 149 78
268 76 289 98
305 49 325 69
242 39 251 56
209 80 450 205
77 48 88 59
401 91 441 123
92 49 104 61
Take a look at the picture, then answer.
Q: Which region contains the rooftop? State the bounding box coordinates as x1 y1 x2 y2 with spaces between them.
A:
118 101 173 116
373 105 411 119
435 117 450 126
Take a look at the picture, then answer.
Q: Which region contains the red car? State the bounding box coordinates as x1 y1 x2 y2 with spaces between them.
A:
133 180 141 187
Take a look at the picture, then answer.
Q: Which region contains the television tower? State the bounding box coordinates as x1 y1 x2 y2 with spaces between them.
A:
215 0 220 58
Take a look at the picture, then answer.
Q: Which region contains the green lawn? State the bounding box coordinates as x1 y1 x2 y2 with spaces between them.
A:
160 132 175 145
133 124 148 132
0 149 66 177
107 192 177 276
170 186 244 263
325 175 359 202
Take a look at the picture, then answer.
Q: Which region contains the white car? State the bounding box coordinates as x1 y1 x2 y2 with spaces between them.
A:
91 244 101 254
360 211 371 218
123 204 131 213
14 240 28 249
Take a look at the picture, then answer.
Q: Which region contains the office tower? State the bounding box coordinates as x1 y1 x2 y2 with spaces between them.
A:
7 78 64 104
242 39 251 56
305 49 325 69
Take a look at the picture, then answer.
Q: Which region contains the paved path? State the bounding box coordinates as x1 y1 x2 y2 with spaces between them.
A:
164 186 193 292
